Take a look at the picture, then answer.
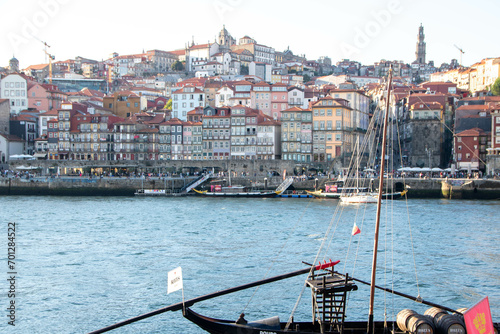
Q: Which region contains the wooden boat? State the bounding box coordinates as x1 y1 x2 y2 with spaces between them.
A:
307 181 369 199
193 177 294 198
193 186 278 198
380 189 407 200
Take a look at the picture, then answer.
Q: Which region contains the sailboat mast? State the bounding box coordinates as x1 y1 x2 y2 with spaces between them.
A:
368 67 393 334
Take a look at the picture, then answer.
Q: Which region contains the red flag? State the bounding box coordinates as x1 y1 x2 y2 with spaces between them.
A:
352 223 361 236
464 297 495 334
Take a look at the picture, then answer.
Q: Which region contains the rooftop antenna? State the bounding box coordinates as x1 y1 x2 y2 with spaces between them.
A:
454 44 465 66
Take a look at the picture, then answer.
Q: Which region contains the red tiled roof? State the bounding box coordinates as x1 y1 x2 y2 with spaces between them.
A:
457 105 491 111
411 102 443 110
456 127 488 136
24 63 49 70
165 118 183 125
189 43 211 50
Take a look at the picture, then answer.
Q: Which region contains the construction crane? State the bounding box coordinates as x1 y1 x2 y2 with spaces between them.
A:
32 36 51 63
44 51 55 84
32 37 54 83
454 44 465 66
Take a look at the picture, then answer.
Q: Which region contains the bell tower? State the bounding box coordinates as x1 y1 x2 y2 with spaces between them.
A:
415 24 426 64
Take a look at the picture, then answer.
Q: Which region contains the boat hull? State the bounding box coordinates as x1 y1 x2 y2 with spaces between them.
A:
306 190 341 199
193 189 277 197
340 194 378 204
184 308 400 334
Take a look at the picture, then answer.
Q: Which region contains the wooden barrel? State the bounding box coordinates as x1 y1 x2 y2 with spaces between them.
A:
454 308 467 315
424 307 448 318
397 309 418 332
407 315 434 334
434 314 465 334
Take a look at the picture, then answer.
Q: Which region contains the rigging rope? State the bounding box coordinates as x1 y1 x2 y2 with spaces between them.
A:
241 198 315 314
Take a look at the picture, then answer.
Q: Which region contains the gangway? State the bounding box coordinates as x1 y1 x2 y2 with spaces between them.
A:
182 173 212 193
275 177 294 194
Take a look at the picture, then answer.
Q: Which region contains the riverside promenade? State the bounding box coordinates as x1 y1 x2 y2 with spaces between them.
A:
1 173 499 199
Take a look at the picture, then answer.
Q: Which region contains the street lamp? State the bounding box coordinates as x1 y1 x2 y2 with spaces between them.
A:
425 147 432 168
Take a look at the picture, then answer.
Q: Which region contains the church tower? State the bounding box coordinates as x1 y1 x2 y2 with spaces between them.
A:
415 24 426 64
218 25 235 51
8 56 19 73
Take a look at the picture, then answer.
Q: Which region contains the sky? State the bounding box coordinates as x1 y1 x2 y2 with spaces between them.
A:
0 0 499 70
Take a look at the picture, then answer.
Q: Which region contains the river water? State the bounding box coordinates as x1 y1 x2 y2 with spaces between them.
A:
1 196 499 333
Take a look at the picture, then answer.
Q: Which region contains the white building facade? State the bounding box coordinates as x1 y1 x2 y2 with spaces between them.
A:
0 74 28 114
172 86 206 121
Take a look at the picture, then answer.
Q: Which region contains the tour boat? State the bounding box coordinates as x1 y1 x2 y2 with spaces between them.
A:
193 177 294 198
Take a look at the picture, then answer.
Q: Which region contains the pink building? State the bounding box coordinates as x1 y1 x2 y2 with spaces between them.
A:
27 82 67 112
270 82 288 120
251 81 271 116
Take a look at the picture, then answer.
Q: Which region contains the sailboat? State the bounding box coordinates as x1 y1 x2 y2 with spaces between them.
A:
89 68 497 334
340 137 378 204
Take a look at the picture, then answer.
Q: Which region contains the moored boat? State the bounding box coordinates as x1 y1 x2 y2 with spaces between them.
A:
193 177 294 197
340 192 379 204
193 186 278 197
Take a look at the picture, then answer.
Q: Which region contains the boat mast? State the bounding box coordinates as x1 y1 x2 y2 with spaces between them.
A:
368 67 393 334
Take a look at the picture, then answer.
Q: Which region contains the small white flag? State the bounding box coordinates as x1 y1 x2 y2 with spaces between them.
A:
167 267 183 294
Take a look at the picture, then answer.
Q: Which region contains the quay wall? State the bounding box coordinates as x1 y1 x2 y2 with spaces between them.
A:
1 175 499 199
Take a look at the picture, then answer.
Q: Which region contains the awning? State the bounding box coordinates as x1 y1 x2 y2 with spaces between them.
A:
33 153 47 158
15 165 41 170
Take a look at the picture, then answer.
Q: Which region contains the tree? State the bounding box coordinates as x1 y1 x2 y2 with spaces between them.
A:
303 74 311 83
240 64 249 75
171 61 184 71
491 77 500 96
164 99 172 111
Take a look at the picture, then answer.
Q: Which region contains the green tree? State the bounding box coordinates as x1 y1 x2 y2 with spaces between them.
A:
171 61 184 71
240 64 249 75
164 99 172 111
491 77 500 96
303 74 311 83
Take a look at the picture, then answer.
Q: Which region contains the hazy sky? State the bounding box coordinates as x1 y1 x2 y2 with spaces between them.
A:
1 0 498 70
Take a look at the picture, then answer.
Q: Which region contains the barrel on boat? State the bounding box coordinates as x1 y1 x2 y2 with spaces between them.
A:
397 309 434 334
397 309 418 332
433 314 465 334
407 315 434 334
424 307 448 318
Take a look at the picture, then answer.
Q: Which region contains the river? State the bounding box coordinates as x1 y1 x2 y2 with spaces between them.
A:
1 196 498 333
